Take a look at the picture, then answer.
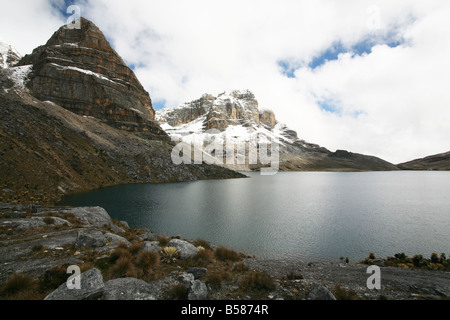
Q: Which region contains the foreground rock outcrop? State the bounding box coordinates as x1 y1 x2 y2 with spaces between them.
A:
1 203 449 301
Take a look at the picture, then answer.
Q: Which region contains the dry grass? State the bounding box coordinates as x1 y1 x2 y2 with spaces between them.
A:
332 284 361 300
165 284 189 300
239 271 275 291
108 256 138 279
0 273 43 300
157 235 171 247
215 247 242 262
233 262 250 273
205 270 233 289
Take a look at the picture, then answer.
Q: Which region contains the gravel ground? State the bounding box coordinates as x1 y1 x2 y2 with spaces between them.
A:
243 257 450 300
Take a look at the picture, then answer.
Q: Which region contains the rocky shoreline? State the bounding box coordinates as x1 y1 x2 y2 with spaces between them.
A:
1 203 449 301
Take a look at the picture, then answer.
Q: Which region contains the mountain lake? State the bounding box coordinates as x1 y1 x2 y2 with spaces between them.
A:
60 171 450 262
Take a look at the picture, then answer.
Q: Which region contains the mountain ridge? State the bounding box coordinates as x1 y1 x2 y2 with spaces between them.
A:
0 18 245 205
397 151 450 170
156 90 398 172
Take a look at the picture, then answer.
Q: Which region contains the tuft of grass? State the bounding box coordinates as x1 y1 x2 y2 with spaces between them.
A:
165 284 189 300
332 284 361 300
128 242 142 256
286 272 303 280
38 265 68 293
192 239 212 250
215 247 242 262
233 263 250 273
134 250 159 271
240 271 275 291
157 235 171 247
108 256 138 279
43 216 55 225
109 247 132 264
32 243 45 252
0 273 40 300
205 271 232 289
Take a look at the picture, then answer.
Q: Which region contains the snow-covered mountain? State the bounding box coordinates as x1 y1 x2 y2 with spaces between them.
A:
156 90 397 172
0 41 21 69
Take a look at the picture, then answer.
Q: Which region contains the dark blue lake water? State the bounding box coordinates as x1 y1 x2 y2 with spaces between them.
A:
60 171 450 262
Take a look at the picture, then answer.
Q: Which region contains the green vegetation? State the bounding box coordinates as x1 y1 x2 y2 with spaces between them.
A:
161 247 179 264
359 252 450 271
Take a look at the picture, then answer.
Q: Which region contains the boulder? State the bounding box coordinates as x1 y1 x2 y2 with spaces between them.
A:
188 280 208 300
75 230 106 248
61 207 113 229
44 268 104 300
178 273 195 288
141 241 161 253
187 267 207 280
140 231 159 241
168 239 199 260
102 277 156 300
306 283 336 300
104 232 130 246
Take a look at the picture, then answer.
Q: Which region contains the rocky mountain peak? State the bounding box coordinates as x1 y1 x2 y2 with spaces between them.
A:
157 90 262 131
0 41 21 69
44 17 114 53
17 17 164 135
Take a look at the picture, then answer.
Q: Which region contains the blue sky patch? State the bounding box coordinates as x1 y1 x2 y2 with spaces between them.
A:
277 60 297 78
318 100 340 114
309 34 404 69
153 100 166 111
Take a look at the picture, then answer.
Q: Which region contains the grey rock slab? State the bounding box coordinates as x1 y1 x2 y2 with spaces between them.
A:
306 283 336 300
104 232 130 246
141 241 161 253
140 231 158 241
60 206 113 229
75 230 106 248
168 239 199 260
102 277 157 300
188 280 208 300
178 272 195 288
0 217 70 230
45 268 104 300
187 267 207 280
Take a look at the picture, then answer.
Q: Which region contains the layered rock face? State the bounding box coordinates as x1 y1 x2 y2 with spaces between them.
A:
17 18 163 134
157 90 398 172
0 20 245 205
157 90 260 131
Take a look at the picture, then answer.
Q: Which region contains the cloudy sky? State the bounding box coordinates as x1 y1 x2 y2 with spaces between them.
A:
1 0 449 164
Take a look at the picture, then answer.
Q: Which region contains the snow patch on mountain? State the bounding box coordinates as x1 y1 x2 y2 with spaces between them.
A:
0 41 21 69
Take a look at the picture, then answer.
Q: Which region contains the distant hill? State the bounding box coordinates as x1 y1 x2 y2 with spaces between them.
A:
397 151 450 170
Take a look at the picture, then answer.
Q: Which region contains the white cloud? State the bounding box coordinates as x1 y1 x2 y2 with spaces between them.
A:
0 0 65 55
1 0 449 163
